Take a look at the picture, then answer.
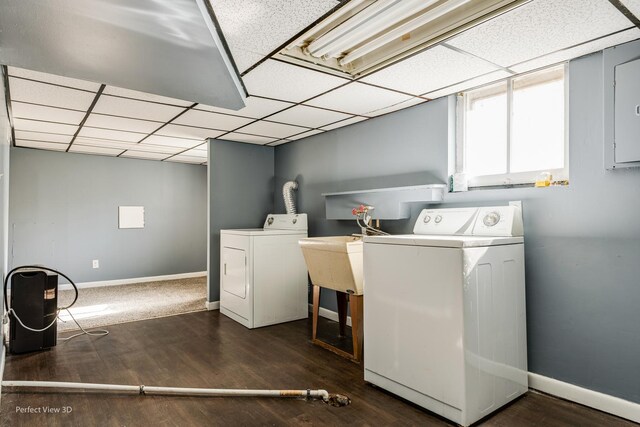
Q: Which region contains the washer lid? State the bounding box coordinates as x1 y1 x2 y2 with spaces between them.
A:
363 234 523 248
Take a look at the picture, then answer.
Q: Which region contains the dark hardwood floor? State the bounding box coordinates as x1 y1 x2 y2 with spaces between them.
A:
1 311 635 426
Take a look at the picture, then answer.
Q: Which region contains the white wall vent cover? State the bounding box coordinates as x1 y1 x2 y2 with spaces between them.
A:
119 206 145 229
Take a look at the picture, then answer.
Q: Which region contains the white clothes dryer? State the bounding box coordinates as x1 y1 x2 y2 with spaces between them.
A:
220 214 308 329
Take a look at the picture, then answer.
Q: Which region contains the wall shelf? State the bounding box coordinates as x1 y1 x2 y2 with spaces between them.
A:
322 184 447 220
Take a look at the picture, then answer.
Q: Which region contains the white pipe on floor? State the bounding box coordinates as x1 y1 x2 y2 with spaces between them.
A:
1 380 330 401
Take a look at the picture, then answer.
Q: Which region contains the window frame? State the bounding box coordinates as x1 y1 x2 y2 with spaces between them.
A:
455 64 569 188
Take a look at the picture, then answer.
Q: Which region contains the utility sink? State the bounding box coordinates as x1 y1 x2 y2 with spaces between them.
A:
299 236 363 295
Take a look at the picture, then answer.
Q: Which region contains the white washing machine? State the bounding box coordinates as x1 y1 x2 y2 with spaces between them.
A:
363 205 527 426
220 214 308 329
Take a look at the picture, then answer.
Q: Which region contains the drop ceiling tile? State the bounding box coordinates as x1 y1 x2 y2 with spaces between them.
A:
120 151 170 160
172 109 253 131
73 137 139 150
423 70 513 100
9 78 96 110
156 124 225 140
234 120 309 139
180 147 208 158
306 83 413 116
196 96 293 119
126 142 184 154
16 140 68 151
511 28 640 73
143 135 203 149
367 97 428 117
11 102 85 125
92 95 186 122
79 127 145 143
447 0 633 67
243 59 348 103
8 67 101 91
13 118 77 135
84 114 162 134
14 130 73 144
621 0 640 19
362 45 501 96
268 105 352 128
287 129 324 141
221 132 278 145
213 0 339 68
103 86 193 107
269 139 291 146
232 49 267 74
320 116 368 131
165 154 207 164
69 145 123 156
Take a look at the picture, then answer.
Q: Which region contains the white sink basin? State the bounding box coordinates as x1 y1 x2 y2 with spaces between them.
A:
299 236 363 295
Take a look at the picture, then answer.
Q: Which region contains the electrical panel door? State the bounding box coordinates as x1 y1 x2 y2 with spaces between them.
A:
614 58 640 164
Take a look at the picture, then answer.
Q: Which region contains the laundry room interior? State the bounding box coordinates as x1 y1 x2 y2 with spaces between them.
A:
0 0 639 425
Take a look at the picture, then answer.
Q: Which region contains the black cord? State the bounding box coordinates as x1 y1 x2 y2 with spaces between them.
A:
3 265 79 312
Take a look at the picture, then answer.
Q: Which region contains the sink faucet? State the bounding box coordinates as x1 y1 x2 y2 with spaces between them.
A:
351 205 388 236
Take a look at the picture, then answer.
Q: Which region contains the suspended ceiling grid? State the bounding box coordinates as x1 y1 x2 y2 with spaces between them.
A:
4 0 640 164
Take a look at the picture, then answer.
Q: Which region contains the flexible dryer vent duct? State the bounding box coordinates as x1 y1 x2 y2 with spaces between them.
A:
283 181 298 214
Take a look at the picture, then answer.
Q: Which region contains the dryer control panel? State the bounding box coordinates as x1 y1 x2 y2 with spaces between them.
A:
414 205 523 237
263 213 308 230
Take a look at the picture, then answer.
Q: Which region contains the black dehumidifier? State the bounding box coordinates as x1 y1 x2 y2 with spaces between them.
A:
9 269 59 354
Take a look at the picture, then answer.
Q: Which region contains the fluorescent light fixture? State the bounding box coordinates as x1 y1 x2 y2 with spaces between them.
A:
279 0 530 77
307 0 438 59
339 0 470 66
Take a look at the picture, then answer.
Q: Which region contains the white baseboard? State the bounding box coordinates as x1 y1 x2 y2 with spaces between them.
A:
529 373 640 423
57 271 207 291
205 301 220 311
308 303 352 327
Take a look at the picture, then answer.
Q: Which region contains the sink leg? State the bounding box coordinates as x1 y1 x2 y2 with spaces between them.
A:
312 285 321 341
350 294 364 362
336 291 348 337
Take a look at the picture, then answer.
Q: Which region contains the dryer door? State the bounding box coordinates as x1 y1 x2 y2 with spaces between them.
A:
222 247 247 298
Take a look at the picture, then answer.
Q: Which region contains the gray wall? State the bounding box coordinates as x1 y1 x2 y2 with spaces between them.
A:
275 98 451 309
9 148 207 283
208 139 274 302
0 67 11 344
274 46 640 404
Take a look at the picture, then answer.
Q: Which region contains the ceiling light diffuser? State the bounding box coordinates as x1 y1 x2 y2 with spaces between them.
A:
278 0 529 77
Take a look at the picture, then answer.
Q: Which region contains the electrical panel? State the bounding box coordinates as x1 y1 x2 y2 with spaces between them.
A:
603 41 640 170
614 59 640 164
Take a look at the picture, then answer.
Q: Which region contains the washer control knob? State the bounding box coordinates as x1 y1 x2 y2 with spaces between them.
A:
435 215 443 223
423 215 431 223
483 211 501 227
292 218 297 224
267 217 274 225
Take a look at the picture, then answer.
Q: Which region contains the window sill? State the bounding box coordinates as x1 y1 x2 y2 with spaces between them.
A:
451 181 569 192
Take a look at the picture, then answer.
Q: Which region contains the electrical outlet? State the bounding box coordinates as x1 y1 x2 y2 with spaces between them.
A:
92 259 99 269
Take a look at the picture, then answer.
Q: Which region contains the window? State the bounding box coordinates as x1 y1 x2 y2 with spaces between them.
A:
456 65 568 187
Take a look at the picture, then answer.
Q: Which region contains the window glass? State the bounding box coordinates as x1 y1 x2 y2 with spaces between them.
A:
464 82 507 176
458 65 567 187
511 68 565 173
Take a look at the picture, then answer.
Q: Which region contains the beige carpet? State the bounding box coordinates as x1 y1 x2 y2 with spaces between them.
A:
57 276 207 332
